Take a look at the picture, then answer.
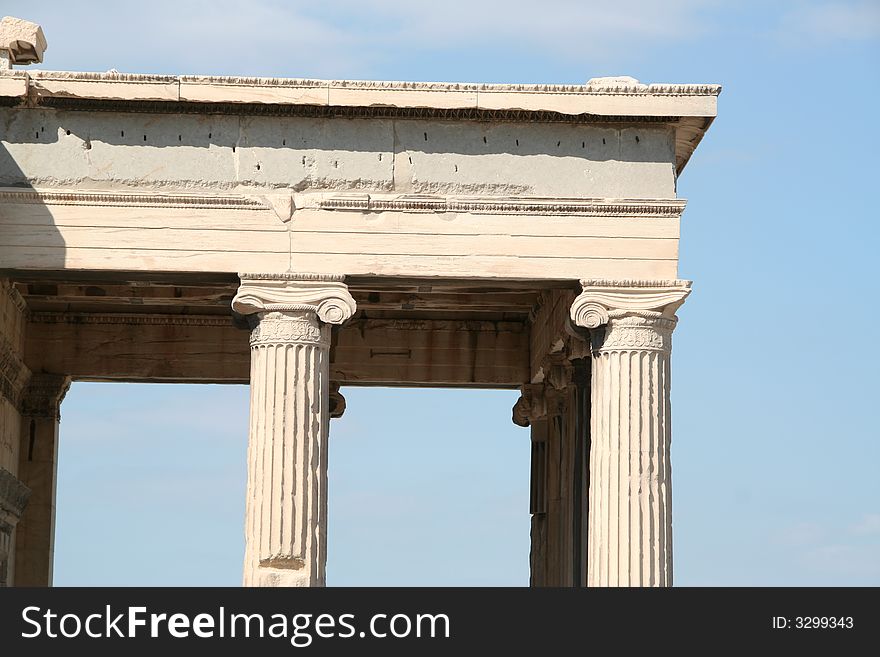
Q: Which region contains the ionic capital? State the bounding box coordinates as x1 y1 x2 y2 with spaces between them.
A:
19 374 70 420
541 352 573 392
570 279 691 330
329 382 346 419
232 273 357 325
512 383 567 428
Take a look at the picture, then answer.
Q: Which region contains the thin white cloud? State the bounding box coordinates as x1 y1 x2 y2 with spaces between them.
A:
319 0 716 57
852 513 880 536
768 517 880 582
782 1 880 42
9 0 718 77
771 521 826 547
799 544 880 579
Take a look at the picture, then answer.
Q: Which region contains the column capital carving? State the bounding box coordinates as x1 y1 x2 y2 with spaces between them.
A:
20 374 70 420
329 382 346 419
513 383 566 428
232 273 357 325
541 352 573 391
598 312 677 353
248 311 329 347
570 279 691 330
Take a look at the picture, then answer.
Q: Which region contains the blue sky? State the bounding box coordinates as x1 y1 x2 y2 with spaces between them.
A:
8 0 878 585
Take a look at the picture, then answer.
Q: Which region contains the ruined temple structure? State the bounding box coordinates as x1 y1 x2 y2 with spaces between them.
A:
0 17 718 587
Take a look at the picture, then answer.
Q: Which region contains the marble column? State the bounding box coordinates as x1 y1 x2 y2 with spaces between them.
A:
13 373 70 587
570 279 690 587
232 274 356 587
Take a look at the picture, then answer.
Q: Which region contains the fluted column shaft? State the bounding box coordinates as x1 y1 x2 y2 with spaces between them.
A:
570 278 690 588
243 310 330 587
588 311 675 586
233 273 356 588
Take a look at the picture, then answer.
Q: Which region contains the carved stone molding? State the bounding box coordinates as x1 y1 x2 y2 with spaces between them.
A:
599 311 677 353
513 384 543 427
0 189 270 211
29 312 234 327
541 352 573 392
329 382 346 419
570 279 691 330
20 374 71 420
248 311 327 348
315 194 686 218
232 273 357 326
33 70 722 96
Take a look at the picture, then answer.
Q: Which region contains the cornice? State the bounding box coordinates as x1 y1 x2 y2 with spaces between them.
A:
31 71 179 83
10 72 718 175
570 279 691 329
233 274 356 325
30 71 720 96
